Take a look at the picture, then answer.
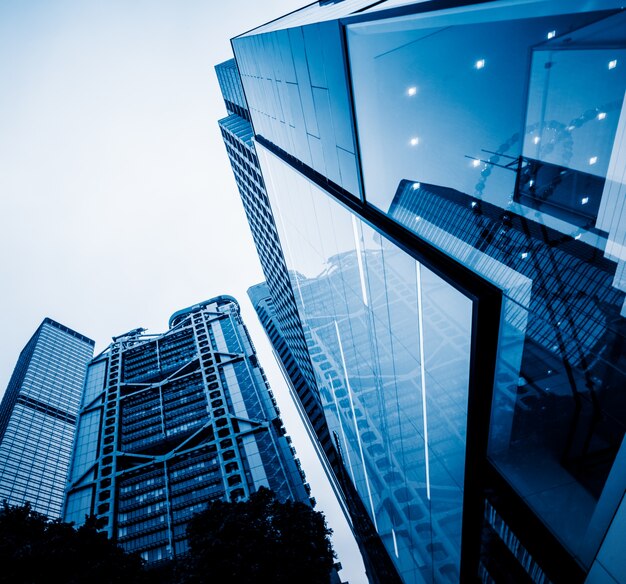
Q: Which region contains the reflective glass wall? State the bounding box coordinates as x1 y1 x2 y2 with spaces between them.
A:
346 1 626 570
257 143 473 583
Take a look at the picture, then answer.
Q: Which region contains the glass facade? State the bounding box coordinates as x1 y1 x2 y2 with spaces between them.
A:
217 59 403 581
345 3 626 574
0 318 94 518
258 143 473 582
216 59 340 480
64 296 309 563
231 1 626 582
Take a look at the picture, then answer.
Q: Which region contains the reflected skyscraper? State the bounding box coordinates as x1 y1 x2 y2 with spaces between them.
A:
222 1 626 582
64 296 309 563
0 318 94 517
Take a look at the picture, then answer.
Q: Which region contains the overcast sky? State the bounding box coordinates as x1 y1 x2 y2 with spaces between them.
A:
0 1 366 581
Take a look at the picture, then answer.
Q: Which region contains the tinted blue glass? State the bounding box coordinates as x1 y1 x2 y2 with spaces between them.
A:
0 321 93 518
348 4 617 212
233 21 361 198
347 3 626 568
258 142 472 583
82 360 106 405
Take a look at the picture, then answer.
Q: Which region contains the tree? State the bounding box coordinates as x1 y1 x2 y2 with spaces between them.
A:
179 488 336 584
0 501 147 584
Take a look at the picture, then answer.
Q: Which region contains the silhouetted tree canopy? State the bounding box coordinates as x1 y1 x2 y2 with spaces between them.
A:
0 501 146 584
179 487 335 584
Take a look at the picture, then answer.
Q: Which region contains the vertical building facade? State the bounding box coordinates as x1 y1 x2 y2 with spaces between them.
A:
64 296 309 563
218 60 400 581
216 59 330 457
0 318 94 517
226 1 626 582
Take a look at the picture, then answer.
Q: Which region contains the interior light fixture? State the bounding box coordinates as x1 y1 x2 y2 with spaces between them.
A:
608 59 618 69
547 30 556 39
581 196 589 205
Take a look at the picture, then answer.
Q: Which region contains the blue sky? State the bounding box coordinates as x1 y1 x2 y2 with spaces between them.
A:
0 1 366 580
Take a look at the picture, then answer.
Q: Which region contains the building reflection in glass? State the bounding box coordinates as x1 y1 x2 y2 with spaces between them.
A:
346 5 626 570
258 143 473 583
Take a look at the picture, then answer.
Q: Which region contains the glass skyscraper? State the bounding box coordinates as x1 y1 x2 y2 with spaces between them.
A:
215 59 331 459
63 296 310 563
0 318 94 518
218 61 400 581
222 1 626 582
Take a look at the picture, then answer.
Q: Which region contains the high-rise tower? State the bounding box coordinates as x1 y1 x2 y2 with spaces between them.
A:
215 60 330 459
0 318 94 517
224 1 626 582
218 59 398 582
64 296 309 563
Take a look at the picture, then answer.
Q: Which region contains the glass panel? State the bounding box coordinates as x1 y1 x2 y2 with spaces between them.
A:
233 21 361 198
347 3 626 569
65 486 94 526
70 409 102 482
519 19 626 228
257 142 473 583
82 360 107 406
348 3 620 212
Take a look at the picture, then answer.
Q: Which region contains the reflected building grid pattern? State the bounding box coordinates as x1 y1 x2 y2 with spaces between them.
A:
63 296 309 563
224 1 626 583
0 318 94 517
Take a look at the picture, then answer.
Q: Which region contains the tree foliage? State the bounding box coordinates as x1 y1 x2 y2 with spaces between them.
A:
179 488 335 584
0 501 146 584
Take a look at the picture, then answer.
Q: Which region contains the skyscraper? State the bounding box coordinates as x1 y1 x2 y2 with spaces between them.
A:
218 59 399 581
224 1 626 582
215 59 329 458
64 296 310 563
0 318 94 517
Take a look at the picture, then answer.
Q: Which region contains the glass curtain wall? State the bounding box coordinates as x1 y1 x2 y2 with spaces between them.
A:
257 143 473 583
346 1 626 569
